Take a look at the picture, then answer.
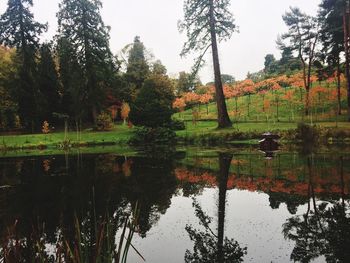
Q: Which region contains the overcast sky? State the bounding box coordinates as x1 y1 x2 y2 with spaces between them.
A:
0 0 320 82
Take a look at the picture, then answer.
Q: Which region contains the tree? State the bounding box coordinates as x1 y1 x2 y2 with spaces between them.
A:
152 59 167 76
0 0 47 131
57 37 84 125
37 43 60 124
121 102 130 125
221 74 235 85
278 7 319 116
0 46 18 130
57 0 115 124
129 74 175 128
264 54 277 74
185 154 247 262
179 0 237 128
125 36 150 95
319 0 345 116
175 71 201 95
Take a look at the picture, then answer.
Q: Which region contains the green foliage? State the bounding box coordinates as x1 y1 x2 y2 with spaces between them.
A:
129 126 176 145
37 43 60 124
0 0 47 130
0 46 18 130
96 112 113 131
179 0 236 128
57 0 115 123
152 59 167 75
169 119 186 131
221 74 235 85
175 71 201 95
125 36 150 94
129 74 175 128
178 0 236 62
295 122 320 144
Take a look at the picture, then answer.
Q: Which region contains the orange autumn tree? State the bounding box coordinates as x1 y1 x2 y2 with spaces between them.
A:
310 86 327 120
121 102 131 125
236 79 255 117
199 93 213 115
283 89 296 121
173 97 187 116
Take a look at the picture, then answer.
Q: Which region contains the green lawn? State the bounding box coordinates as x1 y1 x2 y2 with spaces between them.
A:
0 125 133 150
2 120 350 151
176 120 350 137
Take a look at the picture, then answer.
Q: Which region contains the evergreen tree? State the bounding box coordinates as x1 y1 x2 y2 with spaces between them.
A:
37 43 60 124
278 7 319 115
57 0 115 123
179 0 237 128
129 74 175 128
0 0 47 131
125 36 150 96
57 37 84 124
152 60 167 76
264 54 277 74
319 0 345 115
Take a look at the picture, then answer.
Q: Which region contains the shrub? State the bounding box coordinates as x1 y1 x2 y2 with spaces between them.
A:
168 119 186 131
295 122 319 143
129 126 176 145
96 112 113 131
129 74 175 128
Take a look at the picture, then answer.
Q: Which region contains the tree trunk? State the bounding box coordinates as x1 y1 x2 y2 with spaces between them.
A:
336 59 342 115
217 153 233 262
209 0 232 128
344 3 350 121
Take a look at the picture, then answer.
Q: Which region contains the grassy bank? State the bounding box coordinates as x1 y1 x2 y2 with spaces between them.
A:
0 125 132 151
1 120 350 153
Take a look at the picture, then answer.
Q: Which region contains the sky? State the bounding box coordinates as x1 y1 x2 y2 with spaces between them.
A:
0 0 320 83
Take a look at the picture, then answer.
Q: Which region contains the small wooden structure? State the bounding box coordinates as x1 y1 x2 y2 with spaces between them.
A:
259 132 280 159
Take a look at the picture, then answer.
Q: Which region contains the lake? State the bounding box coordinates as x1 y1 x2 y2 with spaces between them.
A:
0 145 349 262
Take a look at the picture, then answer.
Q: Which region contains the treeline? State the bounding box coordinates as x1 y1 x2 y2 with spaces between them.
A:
1 0 350 132
0 0 193 132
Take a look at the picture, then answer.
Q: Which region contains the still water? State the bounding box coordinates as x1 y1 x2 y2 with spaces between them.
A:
0 146 349 262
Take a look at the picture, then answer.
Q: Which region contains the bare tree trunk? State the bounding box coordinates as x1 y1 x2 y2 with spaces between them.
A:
336 59 342 115
344 3 350 121
209 0 232 128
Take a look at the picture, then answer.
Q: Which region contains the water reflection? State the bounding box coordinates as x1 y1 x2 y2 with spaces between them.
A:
185 153 247 263
283 156 350 263
0 148 349 262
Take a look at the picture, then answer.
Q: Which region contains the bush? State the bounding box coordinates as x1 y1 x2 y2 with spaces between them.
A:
96 112 113 131
168 119 185 131
129 126 176 145
129 74 175 128
295 122 319 143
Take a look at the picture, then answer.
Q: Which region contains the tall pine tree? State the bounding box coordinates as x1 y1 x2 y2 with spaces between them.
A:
319 0 344 116
0 0 46 131
57 0 115 123
179 0 237 128
125 36 150 99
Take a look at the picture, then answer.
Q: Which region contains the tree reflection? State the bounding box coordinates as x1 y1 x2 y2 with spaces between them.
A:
283 156 350 262
185 153 247 263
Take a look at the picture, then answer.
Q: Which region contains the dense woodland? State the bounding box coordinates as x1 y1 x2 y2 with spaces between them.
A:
0 0 350 133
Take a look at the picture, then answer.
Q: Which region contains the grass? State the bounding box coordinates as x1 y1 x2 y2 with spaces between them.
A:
0 125 133 150
1 120 350 153
176 120 350 137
